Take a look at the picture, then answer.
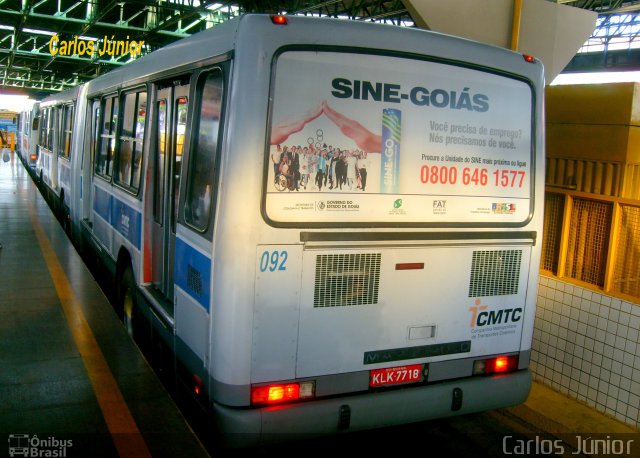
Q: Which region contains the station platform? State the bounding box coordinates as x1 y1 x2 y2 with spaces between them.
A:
0 152 208 457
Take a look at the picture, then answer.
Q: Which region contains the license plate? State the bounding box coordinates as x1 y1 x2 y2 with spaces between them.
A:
369 364 424 387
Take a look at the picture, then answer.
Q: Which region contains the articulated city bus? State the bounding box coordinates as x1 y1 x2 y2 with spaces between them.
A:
33 14 544 446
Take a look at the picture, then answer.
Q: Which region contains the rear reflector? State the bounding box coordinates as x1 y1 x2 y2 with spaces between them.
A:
395 262 424 270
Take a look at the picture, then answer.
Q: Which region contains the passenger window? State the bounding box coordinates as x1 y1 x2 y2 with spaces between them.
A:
96 95 118 178
173 97 188 228
59 104 74 159
89 101 100 168
154 99 167 222
115 90 147 191
185 69 223 230
39 109 48 147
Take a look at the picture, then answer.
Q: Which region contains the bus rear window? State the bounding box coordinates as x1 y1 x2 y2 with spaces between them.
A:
265 50 534 226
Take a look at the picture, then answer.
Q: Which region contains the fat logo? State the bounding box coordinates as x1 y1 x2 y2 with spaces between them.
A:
433 200 446 215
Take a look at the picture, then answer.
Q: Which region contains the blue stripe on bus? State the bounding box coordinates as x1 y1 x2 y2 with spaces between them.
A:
93 186 111 221
174 237 211 312
111 199 142 249
93 185 142 250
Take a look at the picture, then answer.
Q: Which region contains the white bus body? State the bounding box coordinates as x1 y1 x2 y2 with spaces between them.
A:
17 102 40 169
35 15 544 446
35 86 85 229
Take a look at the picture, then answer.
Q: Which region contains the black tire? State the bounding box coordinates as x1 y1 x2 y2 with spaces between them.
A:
120 267 138 340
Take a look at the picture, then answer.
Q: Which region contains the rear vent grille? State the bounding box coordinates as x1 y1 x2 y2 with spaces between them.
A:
468 250 522 297
314 253 381 307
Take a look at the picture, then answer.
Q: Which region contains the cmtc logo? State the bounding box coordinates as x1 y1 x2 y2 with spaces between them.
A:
468 298 522 328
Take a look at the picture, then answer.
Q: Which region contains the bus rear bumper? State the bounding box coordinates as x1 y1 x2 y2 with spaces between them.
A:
213 369 532 448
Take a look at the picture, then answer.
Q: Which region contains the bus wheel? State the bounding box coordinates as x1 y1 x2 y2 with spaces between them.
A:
120 267 137 340
63 210 71 236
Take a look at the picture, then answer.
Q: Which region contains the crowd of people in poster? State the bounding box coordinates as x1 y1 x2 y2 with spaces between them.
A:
271 144 371 192
269 100 383 193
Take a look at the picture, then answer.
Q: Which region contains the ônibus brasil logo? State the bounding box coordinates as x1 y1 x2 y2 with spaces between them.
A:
8 434 73 457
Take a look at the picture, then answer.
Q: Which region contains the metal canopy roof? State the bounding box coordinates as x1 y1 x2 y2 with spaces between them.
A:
0 0 637 99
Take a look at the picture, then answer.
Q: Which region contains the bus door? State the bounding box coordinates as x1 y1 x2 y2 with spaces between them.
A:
149 83 190 312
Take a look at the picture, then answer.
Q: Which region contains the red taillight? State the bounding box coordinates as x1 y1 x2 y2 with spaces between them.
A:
251 381 315 405
473 355 519 375
523 54 536 63
491 356 511 372
252 384 299 404
271 14 288 25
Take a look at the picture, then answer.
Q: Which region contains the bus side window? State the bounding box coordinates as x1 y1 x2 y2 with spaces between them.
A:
59 104 74 160
39 109 48 147
89 101 100 168
115 90 147 191
184 69 224 231
96 95 118 178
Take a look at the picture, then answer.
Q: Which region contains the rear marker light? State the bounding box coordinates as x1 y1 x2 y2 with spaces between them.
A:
193 374 202 396
251 381 315 405
523 54 536 63
473 355 518 375
271 14 288 25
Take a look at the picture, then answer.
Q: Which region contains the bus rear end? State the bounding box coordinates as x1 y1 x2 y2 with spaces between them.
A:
214 16 544 445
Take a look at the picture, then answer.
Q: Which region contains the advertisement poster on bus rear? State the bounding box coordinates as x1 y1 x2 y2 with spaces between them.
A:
266 51 533 225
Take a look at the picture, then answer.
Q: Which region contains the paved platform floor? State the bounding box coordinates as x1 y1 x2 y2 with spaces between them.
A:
0 152 208 457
